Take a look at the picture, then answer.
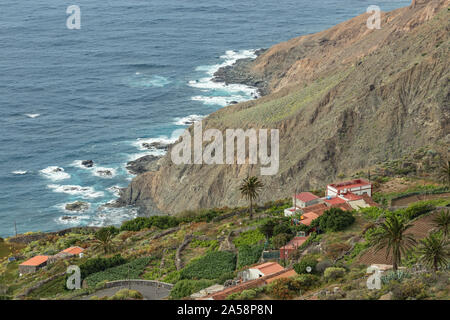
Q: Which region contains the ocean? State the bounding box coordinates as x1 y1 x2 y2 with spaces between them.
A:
0 0 411 237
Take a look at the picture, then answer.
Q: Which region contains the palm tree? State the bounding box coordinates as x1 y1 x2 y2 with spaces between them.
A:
92 228 115 254
418 233 449 272
433 210 450 238
239 176 264 219
370 213 417 271
438 158 450 186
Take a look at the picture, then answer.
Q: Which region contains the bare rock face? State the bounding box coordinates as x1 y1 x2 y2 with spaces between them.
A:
119 1 449 216
126 155 162 175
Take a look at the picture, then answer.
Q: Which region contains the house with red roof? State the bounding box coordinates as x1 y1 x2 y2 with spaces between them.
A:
293 192 321 208
201 268 297 300
326 179 372 197
19 255 49 274
241 262 285 282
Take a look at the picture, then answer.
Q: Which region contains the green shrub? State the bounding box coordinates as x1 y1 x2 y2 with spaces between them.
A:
237 244 264 269
163 271 181 284
84 257 151 287
108 289 143 300
259 220 277 239
402 202 436 220
391 278 427 300
294 256 318 274
273 223 292 236
190 239 219 250
315 259 333 274
317 208 355 232
80 254 127 279
170 279 216 299
120 216 180 232
293 274 320 290
323 267 346 281
217 271 235 285
271 233 291 249
381 270 411 285
233 229 265 248
359 207 385 220
180 251 236 280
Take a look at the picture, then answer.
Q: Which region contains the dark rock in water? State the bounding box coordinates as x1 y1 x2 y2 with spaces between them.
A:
230 101 238 105
61 216 76 220
142 142 169 151
65 201 89 212
97 170 113 177
81 160 94 168
127 155 162 175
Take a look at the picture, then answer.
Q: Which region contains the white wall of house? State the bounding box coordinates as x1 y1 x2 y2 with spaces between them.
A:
242 268 265 281
326 185 372 197
292 197 320 208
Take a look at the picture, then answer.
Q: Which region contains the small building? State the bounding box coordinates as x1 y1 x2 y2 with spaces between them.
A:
326 179 372 197
201 268 298 300
280 236 309 260
19 255 48 274
61 246 84 257
293 192 321 208
241 262 285 282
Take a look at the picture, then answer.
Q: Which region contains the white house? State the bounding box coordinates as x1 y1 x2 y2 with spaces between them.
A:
326 179 372 197
292 192 321 208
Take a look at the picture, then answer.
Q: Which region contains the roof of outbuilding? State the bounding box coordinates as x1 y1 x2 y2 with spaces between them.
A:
295 192 319 202
20 255 48 267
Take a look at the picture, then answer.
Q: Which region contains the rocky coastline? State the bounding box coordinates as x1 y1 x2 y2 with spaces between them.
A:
212 48 269 96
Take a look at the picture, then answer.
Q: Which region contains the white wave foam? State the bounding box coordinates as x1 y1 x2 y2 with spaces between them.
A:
40 166 71 181
88 206 139 228
70 160 95 169
125 74 171 88
48 184 104 199
12 170 27 175
93 167 117 179
107 186 122 197
191 95 249 107
25 113 40 118
174 114 205 125
56 214 90 225
189 49 259 107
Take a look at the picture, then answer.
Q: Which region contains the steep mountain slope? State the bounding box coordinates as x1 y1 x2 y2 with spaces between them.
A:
119 0 449 215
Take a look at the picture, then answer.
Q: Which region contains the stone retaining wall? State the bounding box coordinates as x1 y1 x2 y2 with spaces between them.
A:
104 280 173 291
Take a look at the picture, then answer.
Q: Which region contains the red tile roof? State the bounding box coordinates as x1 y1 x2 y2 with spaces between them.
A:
331 203 354 211
295 192 319 202
299 212 319 226
20 255 48 267
202 269 297 300
62 247 84 255
264 269 297 284
253 262 284 275
280 236 309 249
304 203 328 216
328 179 371 191
324 197 347 205
341 192 364 201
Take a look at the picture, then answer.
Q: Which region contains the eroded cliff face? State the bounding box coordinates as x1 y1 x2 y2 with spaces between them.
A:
120 0 450 215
